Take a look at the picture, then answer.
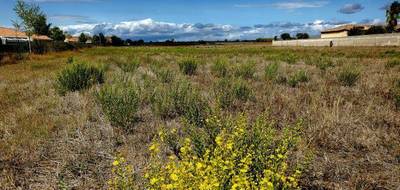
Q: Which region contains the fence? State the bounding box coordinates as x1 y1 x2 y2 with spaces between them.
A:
272 33 400 47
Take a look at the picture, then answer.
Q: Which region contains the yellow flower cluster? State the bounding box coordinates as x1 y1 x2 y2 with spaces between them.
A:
108 155 136 190
145 114 304 190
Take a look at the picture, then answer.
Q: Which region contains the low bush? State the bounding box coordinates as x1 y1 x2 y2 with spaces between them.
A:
233 79 253 101
116 58 140 72
96 82 140 129
264 62 279 81
143 113 305 189
155 68 175 83
315 57 334 71
214 77 253 109
235 61 256 79
288 70 309 87
151 79 208 127
337 67 360 87
66 56 74 64
393 79 400 109
385 59 400 69
56 63 104 95
211 58 229 77
281 53 298 65
179 59 198 75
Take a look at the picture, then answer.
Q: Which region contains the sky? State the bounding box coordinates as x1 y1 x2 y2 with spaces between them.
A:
0 0 394 41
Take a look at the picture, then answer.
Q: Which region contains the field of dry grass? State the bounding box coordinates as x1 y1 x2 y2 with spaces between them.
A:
0 45 399 189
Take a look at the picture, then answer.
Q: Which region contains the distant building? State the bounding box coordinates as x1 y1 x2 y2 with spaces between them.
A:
64 36 79 43
0 27 52 45
321 24 371 39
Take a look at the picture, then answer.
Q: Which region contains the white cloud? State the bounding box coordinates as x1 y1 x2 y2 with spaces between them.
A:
61 18 353 41
338 3 364 14
234 1 328 9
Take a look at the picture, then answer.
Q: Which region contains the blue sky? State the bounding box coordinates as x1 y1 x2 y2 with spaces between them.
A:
0 0 394 41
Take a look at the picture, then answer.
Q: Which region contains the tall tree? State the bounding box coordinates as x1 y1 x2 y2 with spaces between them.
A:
50 27 65 41
99 33 106 46
296 33 310 39
280 33 291 40
79 33 88 43
14 0 50 53
386 1 400 32
92 34 100 45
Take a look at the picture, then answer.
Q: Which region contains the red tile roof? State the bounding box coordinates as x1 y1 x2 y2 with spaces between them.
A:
0 27 52 41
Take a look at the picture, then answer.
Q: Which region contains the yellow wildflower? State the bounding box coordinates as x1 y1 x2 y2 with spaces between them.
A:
112 160 119 166
170 173 179 181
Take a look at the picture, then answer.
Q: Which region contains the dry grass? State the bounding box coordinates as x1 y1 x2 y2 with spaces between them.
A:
0 45 399 189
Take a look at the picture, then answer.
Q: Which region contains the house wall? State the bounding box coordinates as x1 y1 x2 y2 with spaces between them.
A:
321 31 348 39
272 33 400 47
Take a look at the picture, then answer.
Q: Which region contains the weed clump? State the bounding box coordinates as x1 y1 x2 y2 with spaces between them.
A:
264 62 279 81
337 67 360 87
155 68 175 83
66 56 74 64
96 82 140 129
288 70 309 87
385 59 400 69
56 63 104 95
143 113 305 190
117 59 140 72
235 61 256 79
179 59 198 75
211 58 229 77
214 77 253 109
151 79 208 126
281 53 298 65
392 79 400 109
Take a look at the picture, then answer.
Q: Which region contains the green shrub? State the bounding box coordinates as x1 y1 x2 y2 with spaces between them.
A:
282 53 298 65
235 61 256 79
214 78 235 109
117 58 140 72
144 113 305 190
211 58 229 77
233 79 253 101
56 63 104 95
151 79 208 127
96 82 140 129
337 67 360 87
385 59 400 69
315 57 334 71
214 77 253 109
155 68 175 83
288 70 309 87
264 62 279 80
393 79 400 109
179 59 198 75
66 56 74 64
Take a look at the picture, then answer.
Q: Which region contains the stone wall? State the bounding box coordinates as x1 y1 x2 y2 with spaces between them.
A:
272 33 400 47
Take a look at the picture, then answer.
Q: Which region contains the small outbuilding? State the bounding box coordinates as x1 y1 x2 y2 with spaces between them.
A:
321 24 371 39
0 27 52 45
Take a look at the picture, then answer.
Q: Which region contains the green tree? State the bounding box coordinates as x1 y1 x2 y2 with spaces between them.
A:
280 33 291 40
14 0 49 53
348 27 364 36
296 33 310 39
99 33 106 46
386 1 400 32
49 27 65 41
111 35 124 46
92 34 100 45
365 26 387 35
33 14 51 35
79 33 87 43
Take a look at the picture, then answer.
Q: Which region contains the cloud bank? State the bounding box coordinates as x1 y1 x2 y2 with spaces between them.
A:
60 18 373 41
338 3 364 14
235 1 328 9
